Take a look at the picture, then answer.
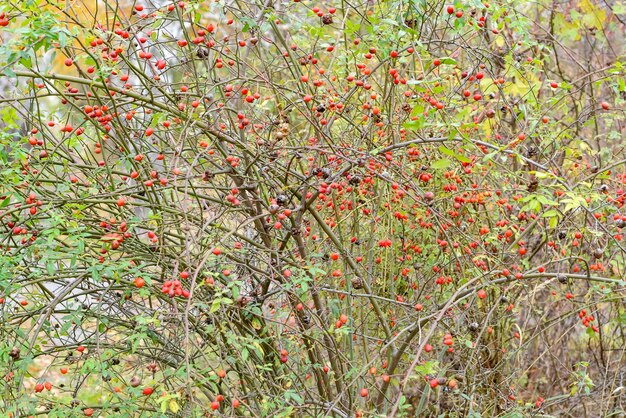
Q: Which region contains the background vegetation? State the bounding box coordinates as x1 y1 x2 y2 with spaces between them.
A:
0 0 625 416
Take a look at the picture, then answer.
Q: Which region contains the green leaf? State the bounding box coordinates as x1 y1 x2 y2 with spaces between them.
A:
438 145 471 163
410 104 424 117
414 360 439 376
541 209 559 218
251 317 262 330
437 57 457 66
345 19 361 35
402 117 424 131
210 299 221 313
482 150 499 162
535 195 558 206
380 18 399 26
309 267 327 276
231 283 240 300
549 215 559 229
431 159 451 169
285 390 304 405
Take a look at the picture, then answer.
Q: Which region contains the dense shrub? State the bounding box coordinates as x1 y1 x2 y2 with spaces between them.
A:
0 0 625 416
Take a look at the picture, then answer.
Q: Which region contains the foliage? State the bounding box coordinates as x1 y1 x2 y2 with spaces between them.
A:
0 0 625 416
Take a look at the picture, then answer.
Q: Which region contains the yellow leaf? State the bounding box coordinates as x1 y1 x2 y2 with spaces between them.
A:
481 119 492 139
501 68 541 99
169 399 180 414
580 0 596 13
553 13 581 41
579 0 607 30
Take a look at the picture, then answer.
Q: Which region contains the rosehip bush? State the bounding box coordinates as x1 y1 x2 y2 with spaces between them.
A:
0 0 625 416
